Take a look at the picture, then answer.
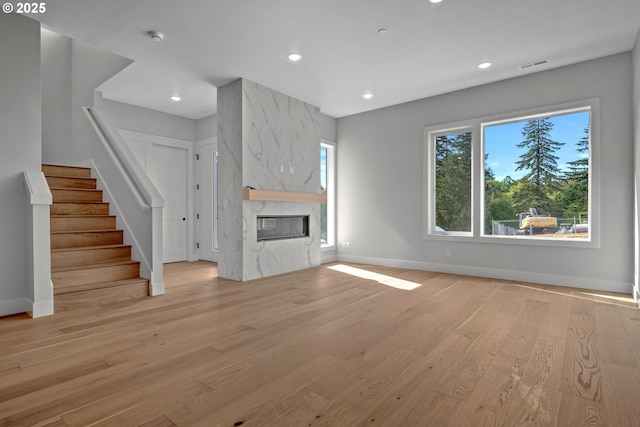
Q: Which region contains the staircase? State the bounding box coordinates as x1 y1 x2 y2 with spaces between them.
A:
43 164 150 312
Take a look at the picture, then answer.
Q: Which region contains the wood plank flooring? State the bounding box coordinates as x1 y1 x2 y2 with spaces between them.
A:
1 261 639 426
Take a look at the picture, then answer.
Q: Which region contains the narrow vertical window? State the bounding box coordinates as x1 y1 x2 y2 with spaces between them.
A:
212 151 219 252
434 130 472 233
321 142 335 247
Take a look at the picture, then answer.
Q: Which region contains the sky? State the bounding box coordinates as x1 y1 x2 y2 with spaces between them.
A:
484 110 590 181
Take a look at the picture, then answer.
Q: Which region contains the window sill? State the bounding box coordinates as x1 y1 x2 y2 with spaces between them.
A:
424 233 598 249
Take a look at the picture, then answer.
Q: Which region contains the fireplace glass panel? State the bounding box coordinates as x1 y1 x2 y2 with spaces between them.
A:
257 215 309 241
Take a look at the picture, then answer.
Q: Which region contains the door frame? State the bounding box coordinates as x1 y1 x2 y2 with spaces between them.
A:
196 137 219 262
118 128 197 262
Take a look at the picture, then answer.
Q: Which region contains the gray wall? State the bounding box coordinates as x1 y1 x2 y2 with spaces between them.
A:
337 53 634 292
41 33 133 164
41 29 72 164
196 114 217 141
0 14 41 315
319 113 337 142
69 40 133 163
98 96 197 143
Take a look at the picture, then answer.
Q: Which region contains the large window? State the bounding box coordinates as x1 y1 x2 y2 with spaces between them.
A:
321 141 335 247
424 100 598 246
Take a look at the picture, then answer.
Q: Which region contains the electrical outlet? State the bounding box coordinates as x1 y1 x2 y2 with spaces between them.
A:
342 241 350 249
445 248 451 257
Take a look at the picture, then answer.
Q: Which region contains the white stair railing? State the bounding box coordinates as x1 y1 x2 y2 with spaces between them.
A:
83 107 165 295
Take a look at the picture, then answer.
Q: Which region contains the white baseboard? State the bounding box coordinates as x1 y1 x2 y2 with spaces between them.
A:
336 254 633 294
29 299 55 318
150 280 166 296
321 248 337 264
634 284 640 308
0 298 28 317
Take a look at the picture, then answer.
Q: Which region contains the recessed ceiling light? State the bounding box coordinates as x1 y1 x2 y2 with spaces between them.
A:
363 93 373 100
478 62 492 69
147 31 164 42
287 52 302 62
170 96 181 102
429 0 443 3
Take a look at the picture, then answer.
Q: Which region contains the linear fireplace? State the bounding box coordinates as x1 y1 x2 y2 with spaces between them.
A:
257 215 310 241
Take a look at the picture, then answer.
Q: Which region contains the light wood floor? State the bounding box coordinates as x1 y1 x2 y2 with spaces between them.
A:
1 261 640 426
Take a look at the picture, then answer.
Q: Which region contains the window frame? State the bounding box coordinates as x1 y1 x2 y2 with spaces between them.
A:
321 140 336 249
425 124 476 237
423 98 600 248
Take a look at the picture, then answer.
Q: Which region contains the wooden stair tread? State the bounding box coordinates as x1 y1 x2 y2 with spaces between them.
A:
53 277 148 295
42 163 91 170
52 259 140 273
49 187 98 191
44 175 96 180
51 229 120 235
50 200 107 204
51 243 131 253
50 202 110 215
50 216 118 233
51 214 115 218
52 201 108 204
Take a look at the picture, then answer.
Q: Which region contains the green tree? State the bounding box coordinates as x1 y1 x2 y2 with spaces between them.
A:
510 179 556 215
435 131 471 231
320 185 327 243
559 126 589 216
484 176 516 234
513 118 565 215
516 119 565 189
564 127 589 181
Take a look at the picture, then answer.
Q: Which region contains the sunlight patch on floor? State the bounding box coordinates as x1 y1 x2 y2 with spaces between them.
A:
513 283 636 309
328 264 422 291
578 292 635 304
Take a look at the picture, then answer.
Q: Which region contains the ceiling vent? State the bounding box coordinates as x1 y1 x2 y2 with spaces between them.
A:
519 59 548 70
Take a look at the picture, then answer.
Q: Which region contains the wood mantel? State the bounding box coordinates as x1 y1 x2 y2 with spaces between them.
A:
243 188 327 203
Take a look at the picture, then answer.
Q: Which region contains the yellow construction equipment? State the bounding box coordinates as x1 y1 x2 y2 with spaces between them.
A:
518 208 557 234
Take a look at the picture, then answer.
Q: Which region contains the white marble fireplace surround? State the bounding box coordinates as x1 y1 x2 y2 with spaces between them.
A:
218 78 321 281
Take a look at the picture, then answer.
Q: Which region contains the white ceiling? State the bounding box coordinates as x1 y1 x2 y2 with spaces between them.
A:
30 0 640 120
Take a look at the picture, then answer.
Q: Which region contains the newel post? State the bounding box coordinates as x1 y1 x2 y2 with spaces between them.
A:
23 171 54 317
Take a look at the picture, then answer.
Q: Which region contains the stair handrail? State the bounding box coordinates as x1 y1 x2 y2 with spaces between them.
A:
83 107 164 210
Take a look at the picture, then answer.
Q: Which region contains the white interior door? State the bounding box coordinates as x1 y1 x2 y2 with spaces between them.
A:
147 144 188 263
197 142 218 262
120 129 193 264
